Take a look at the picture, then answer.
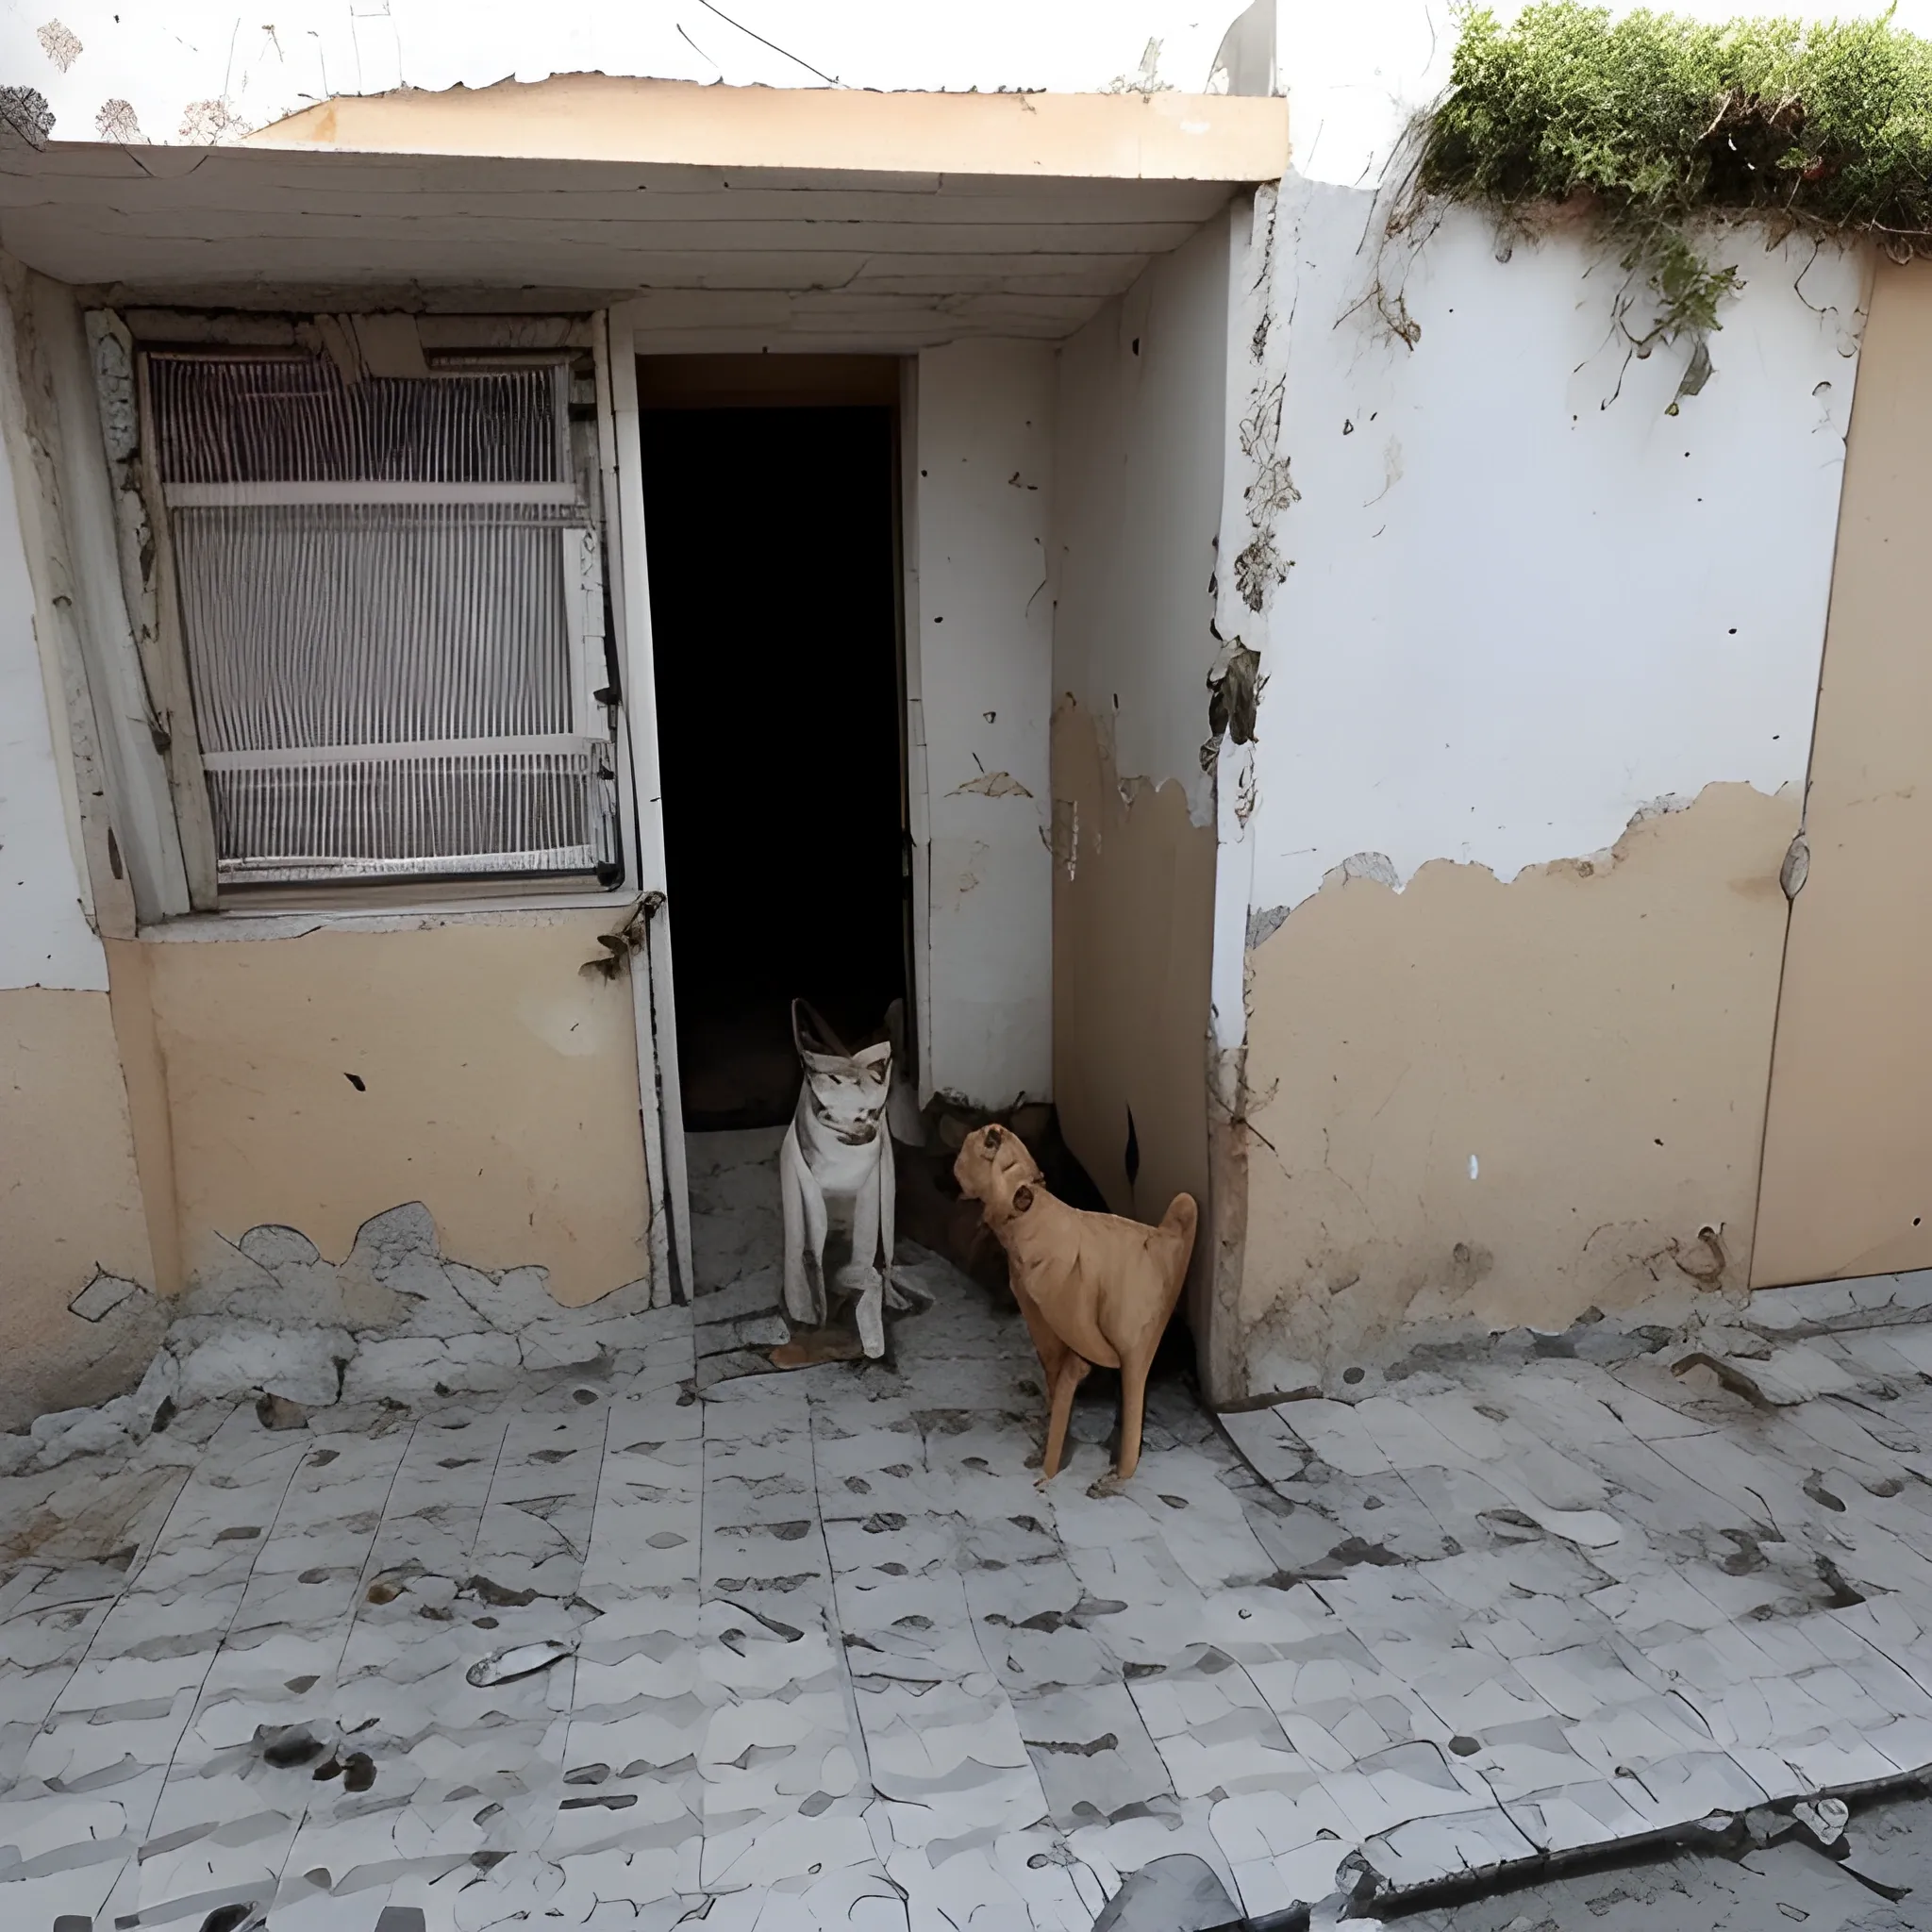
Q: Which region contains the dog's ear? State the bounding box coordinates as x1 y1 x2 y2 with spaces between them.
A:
982 1126 1002 1154
1011 1184 1034 1214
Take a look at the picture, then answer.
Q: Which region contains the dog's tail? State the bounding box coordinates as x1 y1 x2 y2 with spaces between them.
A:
1157 1192 1200 1282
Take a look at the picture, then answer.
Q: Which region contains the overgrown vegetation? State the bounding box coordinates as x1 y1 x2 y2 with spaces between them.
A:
1413 4 1932 404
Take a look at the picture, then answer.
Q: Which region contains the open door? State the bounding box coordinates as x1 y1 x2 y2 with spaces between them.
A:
605 336 910 1298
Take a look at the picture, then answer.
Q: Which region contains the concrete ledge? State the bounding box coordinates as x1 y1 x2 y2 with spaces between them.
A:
245 74 1288 184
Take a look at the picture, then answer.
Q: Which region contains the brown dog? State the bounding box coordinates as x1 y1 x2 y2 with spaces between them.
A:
954 1124 1196 1486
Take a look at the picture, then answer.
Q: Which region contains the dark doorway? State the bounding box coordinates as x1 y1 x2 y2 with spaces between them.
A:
640 381 908 1129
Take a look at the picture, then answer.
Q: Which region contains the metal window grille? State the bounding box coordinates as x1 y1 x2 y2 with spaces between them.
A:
147 353 619 886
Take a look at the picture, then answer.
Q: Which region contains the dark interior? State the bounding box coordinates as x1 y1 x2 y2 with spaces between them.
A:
640 398 908 1129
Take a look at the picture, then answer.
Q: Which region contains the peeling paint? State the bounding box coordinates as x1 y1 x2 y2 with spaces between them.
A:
94 96 141 142
1325 850 1399 891
1205 642 1264 750
1242 187 1860 923
34 20 81 73
116 914 654 1309
1244 903 1287 950
1237 783 1795 1383
1050 797 1078 882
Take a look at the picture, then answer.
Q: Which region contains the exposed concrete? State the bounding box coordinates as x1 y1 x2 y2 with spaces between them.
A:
119 913 654 1306
1238 782 1795 1387
0 1193 674 1474
1755 259 1932 1290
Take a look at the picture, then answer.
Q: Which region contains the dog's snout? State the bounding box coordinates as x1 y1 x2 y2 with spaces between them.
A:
982 1126 1001 1153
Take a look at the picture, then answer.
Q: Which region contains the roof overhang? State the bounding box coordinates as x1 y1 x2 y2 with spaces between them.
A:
0 77 1286 350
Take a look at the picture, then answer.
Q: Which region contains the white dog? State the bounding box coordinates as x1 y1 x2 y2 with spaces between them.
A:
780 1000 898 1357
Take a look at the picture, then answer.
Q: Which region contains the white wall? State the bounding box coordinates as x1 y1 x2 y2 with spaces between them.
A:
1204 0 1874 1390
5 2 1255 146
21 0 1932 158
1053 212 1233 817
910 340 1056 1108
1242 189 1863 922
1187 2 1868 939
0 373 103 993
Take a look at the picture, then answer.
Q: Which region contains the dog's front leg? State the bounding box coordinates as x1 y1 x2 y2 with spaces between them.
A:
848 1158 886 1358
878 1132 912 1312
1040 1350 1091 1486
780 1125 829 1327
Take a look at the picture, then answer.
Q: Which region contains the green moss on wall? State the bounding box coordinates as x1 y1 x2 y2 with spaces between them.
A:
1413 4 1932 401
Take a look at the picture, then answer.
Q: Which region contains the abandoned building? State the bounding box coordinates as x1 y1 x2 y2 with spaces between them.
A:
7 0 1932 1924
4 20 1924 1421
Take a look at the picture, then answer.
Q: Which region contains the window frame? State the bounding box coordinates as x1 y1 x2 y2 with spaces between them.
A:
121 313 639 919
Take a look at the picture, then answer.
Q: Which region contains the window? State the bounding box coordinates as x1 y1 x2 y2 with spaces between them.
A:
145 351 619 888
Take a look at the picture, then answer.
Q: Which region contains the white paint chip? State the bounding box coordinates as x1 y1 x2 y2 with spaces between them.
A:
1468 1155 1479 1181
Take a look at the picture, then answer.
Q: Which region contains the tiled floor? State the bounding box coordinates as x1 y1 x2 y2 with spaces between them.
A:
10 1134 1932 1928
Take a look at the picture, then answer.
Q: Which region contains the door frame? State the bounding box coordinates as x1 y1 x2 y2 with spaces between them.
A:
605 326 927 1302
604 312 693 1302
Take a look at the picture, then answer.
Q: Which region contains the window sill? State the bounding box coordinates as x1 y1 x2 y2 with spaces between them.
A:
141 882 637 941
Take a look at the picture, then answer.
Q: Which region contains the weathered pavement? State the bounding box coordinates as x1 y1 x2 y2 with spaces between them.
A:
8 1130 1932 1927
1407 1790 1932 1932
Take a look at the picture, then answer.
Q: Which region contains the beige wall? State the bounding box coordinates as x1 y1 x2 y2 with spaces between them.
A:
1052 700 1216 1230
254 75 1288 185
122 913 652 1304
1238 783 1795 1387
1754 260 1932 1287
0 987 158 1427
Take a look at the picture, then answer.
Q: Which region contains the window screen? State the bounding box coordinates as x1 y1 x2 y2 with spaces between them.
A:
147 354 619 887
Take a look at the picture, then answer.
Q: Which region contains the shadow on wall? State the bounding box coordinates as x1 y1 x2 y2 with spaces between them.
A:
1050 695 1217 1319
1235 780 1797 1397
